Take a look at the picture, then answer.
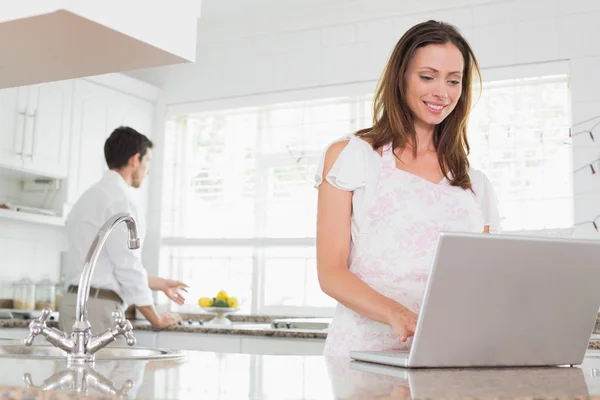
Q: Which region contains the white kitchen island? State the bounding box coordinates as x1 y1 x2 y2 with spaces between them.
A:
2 349 600 399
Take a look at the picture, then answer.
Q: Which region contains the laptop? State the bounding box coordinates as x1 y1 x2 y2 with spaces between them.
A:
349 360 590 397
350 232 600 368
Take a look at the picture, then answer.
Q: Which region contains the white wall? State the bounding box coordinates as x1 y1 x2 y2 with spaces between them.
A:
126 0 600 241
0 220 66 283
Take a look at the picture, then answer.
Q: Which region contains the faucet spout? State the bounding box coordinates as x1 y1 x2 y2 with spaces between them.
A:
75 213 140 324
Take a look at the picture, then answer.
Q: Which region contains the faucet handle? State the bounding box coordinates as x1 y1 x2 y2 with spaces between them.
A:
121 319 136 347
24 308 52 346
112 311 136 346
112 311 125 325
22 373 35 388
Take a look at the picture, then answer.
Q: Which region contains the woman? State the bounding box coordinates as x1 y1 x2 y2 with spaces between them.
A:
315 20 502 357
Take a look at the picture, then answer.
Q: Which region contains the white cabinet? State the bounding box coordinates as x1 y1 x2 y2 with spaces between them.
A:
0 328 29 340
0 327 46 345
67 79 154 208
0 87 26 170
23 81 73 178
240 337 325 356
153 331 325 356
0 81 73 178
0 1 199 88
131 331 157 348
156 332 242 354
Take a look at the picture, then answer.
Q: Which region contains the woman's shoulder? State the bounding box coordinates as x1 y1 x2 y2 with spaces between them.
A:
468 166 493 190
314 134 380 190
322 134 378 161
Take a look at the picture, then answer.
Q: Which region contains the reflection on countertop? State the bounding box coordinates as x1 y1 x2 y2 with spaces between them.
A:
5 350 600 399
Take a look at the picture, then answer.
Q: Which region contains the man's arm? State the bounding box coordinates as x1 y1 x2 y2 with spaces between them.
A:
103 201 180 328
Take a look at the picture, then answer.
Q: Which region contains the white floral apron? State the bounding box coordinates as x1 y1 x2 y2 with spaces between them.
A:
323 143 485 356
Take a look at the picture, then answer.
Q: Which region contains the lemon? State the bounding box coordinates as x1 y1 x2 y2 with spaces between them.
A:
198 297 213 307
216 290 229 301
227 297 239 308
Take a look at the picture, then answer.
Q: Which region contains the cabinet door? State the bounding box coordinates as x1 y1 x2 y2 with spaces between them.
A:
0 87 27 170
156 332 242 353
22 81 73 178
68 80 111 205
67 80 154 207
130 330 157 348
240 337 325 356
0 327 29 339
106 87 154 214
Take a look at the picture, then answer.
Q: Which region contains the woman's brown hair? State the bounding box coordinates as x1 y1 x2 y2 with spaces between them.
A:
356 20 481 190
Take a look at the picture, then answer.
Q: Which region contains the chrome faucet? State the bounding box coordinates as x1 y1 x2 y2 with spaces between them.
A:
24 213 139 363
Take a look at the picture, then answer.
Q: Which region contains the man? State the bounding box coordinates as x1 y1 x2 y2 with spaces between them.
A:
59 126 184 333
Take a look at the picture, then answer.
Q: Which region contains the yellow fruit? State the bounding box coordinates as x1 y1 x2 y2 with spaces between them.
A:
227 297 239 308
198 297 213 307
216 290 229 301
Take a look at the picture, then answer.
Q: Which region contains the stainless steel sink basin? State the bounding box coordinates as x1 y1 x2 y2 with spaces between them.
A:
0 344 185 360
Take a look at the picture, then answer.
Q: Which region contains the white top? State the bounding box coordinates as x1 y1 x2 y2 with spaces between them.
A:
314 135 503 243
63 170 154 308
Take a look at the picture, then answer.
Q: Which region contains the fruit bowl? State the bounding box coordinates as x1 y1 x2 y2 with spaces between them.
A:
200 306 240 325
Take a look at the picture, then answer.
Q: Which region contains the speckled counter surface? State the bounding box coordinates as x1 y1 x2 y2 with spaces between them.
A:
588 340 600 350
0 317 328 339
130 320 328 339
4 312 600 341
3 351 600 399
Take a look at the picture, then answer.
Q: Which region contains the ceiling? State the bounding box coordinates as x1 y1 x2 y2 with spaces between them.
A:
200 0 353 20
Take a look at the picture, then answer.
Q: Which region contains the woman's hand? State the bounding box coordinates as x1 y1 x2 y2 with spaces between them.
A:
387 305 418 343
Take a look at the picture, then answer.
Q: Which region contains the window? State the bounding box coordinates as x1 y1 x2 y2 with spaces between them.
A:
159 74 571 315
468 75 572 230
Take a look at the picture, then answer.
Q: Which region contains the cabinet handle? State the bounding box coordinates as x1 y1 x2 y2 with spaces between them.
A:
28 111 36 159
16 111 26 158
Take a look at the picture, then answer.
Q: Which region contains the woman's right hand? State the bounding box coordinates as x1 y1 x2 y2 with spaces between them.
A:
387 305 418 343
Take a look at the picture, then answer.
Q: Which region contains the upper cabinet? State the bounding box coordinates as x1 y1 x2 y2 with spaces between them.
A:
22 81 73 178
0 0 201 88
66 79 154 207
0 87 26 171
0 80 73 179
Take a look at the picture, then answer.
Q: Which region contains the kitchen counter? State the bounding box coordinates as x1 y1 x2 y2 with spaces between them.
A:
3 349 600 399
0 318 328 340
5 317 600 343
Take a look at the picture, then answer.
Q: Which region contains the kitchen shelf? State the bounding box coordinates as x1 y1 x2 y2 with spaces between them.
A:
0 208 64 226
0 164 65 181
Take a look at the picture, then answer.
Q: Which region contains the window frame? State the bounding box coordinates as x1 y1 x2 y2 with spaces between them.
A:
160 61 571 316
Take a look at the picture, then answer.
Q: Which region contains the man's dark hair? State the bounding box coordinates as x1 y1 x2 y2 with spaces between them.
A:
104 126 153 169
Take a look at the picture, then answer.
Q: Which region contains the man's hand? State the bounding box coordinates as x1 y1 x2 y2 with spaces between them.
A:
137 306 182 329
148 276 189 305
155 312 182 329
161 279 188 305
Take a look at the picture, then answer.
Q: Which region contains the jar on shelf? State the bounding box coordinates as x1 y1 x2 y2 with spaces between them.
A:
35 277 56 311
0 282 13 309
13 278 35 310
54 274 66 310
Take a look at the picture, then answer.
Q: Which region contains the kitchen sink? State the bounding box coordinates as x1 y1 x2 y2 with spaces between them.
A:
0 344 185 360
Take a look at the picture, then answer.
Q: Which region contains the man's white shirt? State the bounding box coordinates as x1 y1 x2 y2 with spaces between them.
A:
63 170 154 308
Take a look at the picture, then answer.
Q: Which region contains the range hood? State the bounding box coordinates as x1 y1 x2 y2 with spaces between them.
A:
0 1 200 88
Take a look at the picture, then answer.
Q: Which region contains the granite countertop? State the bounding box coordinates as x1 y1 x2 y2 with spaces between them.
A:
3 349 600 399
3 312 600 342
0 317 329 339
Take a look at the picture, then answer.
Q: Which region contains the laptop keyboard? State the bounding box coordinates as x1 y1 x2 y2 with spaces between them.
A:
360 349 410 356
